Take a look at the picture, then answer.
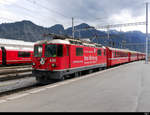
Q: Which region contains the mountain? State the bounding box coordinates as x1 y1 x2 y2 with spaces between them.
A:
66 23 146 52
0 20 147 52
0 20 65 42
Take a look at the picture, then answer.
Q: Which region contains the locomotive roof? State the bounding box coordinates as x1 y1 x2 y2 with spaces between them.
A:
36 36 103 48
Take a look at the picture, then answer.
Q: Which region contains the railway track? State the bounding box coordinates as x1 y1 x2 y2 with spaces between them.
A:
0 65 33 81
0 65 31 69
0 77 38 98
0 77 57 98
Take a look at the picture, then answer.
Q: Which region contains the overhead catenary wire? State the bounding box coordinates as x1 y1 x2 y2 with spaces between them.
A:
0 3 49 24
25 0 72 27
26 0 71 19
12 2 59 23
0 0 66 26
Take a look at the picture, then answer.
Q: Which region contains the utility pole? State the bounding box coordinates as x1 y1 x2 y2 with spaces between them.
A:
79 31 81 39
107 26 110 40
107 26 110 46
72 17 75 39
146 2 149 64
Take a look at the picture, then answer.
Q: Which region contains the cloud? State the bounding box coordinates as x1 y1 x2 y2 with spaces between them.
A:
41 0 147 28
0 0 18 5
46 0 145 19
0 0 149 32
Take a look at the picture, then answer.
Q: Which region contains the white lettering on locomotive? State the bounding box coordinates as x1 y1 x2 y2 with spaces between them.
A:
50 59 56 63
84 56 98 64
73 60 83 64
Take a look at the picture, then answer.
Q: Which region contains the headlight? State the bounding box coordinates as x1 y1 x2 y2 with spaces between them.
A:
52 64 56 67
33 63 36 66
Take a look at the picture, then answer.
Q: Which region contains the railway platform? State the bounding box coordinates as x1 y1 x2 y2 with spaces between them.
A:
0 61 149 112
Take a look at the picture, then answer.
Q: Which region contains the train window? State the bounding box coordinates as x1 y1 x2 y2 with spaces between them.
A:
67 47 69 56
45 45 57 57
34 45 43 57
76 48 83 56
104 49 106 56
57 45 63 57
115 52 117 57
97 50 102 56
18 52 31 58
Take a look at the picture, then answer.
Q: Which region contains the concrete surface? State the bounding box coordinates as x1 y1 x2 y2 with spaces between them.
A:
0 61 149 112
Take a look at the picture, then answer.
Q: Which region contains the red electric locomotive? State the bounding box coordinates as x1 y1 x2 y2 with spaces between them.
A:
32 35 107 82
32 35 146 83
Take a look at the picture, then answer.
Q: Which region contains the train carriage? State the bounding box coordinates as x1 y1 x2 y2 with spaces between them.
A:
106 47 130 67
0 38 34 65
130 51 138 62
137 53 145 60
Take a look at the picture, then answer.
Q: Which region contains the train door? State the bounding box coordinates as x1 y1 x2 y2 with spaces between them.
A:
1 47 6 65
66 45 71 69
128 52 131 62
106 47 111 68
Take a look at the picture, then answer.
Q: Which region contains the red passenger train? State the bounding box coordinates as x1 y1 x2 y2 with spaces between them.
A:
0 39 34 65
32 35 145 83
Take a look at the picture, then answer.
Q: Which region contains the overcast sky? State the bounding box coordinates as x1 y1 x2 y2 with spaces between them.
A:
0 0 149 32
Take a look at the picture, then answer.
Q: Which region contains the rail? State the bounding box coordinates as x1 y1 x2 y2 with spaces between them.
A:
0 66 33 81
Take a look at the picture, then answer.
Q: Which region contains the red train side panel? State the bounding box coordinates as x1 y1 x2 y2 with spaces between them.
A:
69 45 107 70
6 50 33 65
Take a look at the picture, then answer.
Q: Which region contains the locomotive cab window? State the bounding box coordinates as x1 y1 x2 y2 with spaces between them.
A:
45 44 63 57
97 49 102 56
18 52 31 58
34 45 43 57
45 45 57 57
76 48 83 56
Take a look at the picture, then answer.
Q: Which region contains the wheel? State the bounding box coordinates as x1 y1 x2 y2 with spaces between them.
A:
75 72 80 77
36 76 48 85
102 67 106 70
60 76 65 81
89 70 93 74
79 71 82 76
98 68 102 71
